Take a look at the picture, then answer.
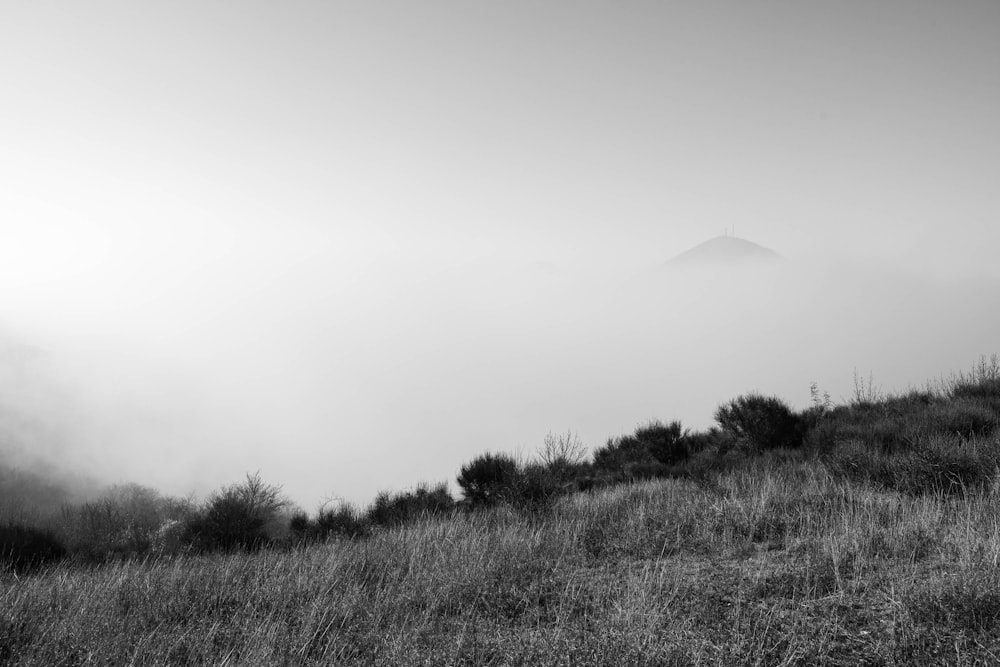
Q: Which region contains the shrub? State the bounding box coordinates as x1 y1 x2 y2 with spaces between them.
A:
948 355 1000 402
682 427 736 454
289 511 310 535
803 407 910 453
316 503 370 537
675 446 745 489
715 393 803 451
821 439 902 490
592 435 660 480
182 473 287 552
822 435 997 496
151 518 187 555
506 462 567 512
851 370 884 406
636 421 689 466
367 482 454 527
798 391 832 436
56 484 193 562
0 522 66 573
925 400 1000 439
592 420 692 481
457 453 520 507
456 452 576 511
804 385 1000 456
902 436 993 495
952 379 1000 402
291 502 369 542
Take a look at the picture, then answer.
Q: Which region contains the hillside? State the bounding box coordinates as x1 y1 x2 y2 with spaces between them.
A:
4 456 1000 664
2 356 1000 664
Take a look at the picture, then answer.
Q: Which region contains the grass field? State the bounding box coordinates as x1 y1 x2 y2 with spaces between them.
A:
5 358 1000 665
6 449 1000 665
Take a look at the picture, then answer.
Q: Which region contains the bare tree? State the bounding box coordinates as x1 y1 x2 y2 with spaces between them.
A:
538 430 587 480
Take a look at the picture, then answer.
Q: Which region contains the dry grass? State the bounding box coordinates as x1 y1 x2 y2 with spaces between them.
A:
6 454 1000 665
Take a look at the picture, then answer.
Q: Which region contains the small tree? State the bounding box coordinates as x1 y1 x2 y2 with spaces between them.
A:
538 431 588 482
183 473 287 552
715 393 803 451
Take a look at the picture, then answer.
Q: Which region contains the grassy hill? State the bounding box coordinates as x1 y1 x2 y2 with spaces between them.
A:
3 356 1000 664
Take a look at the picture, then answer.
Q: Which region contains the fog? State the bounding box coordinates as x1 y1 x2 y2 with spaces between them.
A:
4 243 997 506
2 1 999 507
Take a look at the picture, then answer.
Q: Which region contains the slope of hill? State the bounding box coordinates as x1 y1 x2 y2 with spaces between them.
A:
3 358 1000 663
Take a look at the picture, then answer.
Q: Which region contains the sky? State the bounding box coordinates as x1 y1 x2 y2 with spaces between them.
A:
1 1 999 506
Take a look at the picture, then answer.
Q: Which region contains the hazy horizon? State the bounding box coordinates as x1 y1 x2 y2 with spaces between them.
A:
2 1 998 507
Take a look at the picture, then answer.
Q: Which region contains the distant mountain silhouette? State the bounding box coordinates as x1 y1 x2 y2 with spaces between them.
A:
668 235 784 268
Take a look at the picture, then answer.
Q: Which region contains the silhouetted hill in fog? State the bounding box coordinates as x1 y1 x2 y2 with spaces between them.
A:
668 235 785 268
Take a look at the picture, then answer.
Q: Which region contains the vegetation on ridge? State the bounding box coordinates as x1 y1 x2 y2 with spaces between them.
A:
2 355 1000 663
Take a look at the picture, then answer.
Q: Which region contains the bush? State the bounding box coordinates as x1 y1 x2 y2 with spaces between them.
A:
182 473 287 552
926 400 1000 439
0 523 66 573
457 453 520 507
456 452 576 512
802 386 1000 456
821 439 901 490
682 427 736 454
56 484 193 562
316 503 370 537
636 421 689 466
592 420 692 481
715 393 803 451
822 435 997 496
506 462 568 512
674 446 746 489
592 435 660 480
952 379 1000 402
803 407 910 454
367 482 455 527
291 502 369 542
902 437 993 494
948 355 1000 402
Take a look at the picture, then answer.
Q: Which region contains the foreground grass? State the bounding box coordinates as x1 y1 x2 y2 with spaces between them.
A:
5 453 1000 665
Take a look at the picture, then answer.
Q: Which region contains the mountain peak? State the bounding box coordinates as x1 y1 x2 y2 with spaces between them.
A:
668 235 784 267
